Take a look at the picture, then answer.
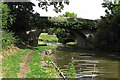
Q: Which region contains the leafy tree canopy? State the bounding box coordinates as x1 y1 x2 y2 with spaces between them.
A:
59 12 77 18
94 0 120 51
3 1 69 46
1 2 18 49
4 1 69 31
38 0 69 13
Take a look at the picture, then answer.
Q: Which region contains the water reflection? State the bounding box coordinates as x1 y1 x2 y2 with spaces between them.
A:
54 47 119 79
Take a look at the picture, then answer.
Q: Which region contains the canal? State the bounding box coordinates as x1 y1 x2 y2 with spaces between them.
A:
53 46 119 79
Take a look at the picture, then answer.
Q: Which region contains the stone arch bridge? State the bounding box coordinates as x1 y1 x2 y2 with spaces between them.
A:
24 17 96 48
47 17 97 48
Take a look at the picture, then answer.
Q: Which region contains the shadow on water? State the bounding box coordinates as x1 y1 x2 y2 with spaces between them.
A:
54 47 119 79
57 47 119 61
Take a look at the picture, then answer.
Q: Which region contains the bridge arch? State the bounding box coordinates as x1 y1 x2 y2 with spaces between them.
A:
47 17 96 48
21 17 96 48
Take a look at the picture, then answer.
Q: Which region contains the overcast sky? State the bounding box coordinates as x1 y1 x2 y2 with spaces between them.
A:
31 0 106 20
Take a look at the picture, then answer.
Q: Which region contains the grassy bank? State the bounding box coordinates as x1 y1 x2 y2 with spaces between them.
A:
2 45 60 78
66 42 77 46
2 49 32 78
26 51 59 78
39 33 58 42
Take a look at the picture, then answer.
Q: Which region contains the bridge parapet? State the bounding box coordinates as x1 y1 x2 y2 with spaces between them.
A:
48 17 94 22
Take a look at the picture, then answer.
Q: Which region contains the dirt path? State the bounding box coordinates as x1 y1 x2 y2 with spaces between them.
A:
18 50 36 78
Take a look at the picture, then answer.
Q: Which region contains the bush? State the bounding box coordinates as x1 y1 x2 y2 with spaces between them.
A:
2 30 18 49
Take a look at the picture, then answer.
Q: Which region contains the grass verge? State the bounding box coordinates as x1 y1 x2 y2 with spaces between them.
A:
2 49 32 78
26 46 60 78
2 45 59 78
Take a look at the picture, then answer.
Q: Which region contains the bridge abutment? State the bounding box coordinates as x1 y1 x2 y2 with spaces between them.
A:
74 31 86 48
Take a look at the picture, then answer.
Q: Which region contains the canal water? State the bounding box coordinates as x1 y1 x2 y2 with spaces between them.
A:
53 46 119 79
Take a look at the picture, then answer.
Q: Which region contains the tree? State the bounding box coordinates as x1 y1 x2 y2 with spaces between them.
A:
4 1 69 47
4 2 40 46
59 12 77 18
1 2 18 50
38 1 69 13
1 2 14 29
94 1 120 51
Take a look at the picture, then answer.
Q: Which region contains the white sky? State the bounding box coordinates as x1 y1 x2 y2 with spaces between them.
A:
31 0 106 20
